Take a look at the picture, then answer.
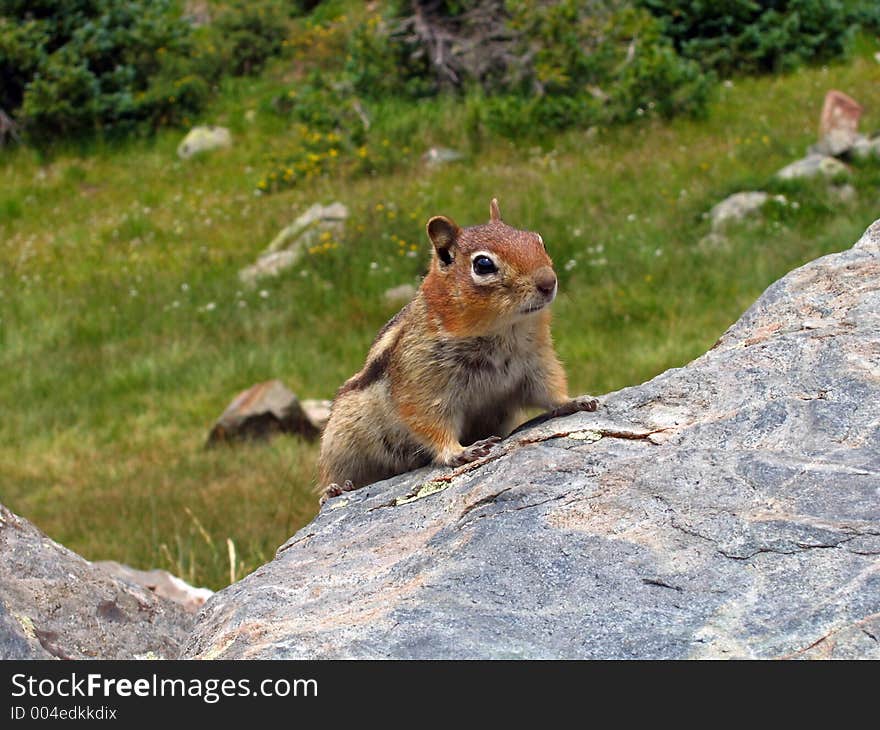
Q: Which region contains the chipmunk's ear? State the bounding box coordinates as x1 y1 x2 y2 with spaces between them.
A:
489 197 502 223
427 215 460 267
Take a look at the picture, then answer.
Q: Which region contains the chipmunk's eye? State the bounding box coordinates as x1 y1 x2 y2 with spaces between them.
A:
472 255 497 276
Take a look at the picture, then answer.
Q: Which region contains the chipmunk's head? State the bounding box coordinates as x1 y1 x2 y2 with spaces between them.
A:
424 198 556 334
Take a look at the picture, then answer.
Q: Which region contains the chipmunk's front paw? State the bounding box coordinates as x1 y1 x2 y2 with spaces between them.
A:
448 436 502 466
549 395 599 419
319 479 355 505
572 395 599 413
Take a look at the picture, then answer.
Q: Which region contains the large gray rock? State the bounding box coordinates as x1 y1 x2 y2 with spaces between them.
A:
184 221 880 659
0 505 194 659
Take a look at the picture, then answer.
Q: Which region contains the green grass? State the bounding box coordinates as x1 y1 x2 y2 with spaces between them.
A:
2 38 880 589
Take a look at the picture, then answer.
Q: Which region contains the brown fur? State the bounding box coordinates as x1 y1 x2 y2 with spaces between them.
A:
318 198 592 501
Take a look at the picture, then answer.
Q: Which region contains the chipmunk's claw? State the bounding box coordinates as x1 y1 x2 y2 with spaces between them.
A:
319 479 355 505
549 396 599 419
449 436 502 466
573 395 599 412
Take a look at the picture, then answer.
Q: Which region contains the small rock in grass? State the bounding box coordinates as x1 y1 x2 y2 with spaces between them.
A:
829 183 856 203
851 135 880 161
811 129 863 157
710 192 788 231
239 250 298 287
266 202 349 254
177 126 231 160
775 154 848 181
207 380 322 446
819 90 863 140
710 191 768 229
239 202 348 286
422 147 464 166
383 283 417 306
809 91 864 157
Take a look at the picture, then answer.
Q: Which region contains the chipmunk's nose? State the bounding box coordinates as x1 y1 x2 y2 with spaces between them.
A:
534 266 557 299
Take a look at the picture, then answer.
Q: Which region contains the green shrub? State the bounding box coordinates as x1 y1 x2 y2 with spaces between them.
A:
612 28 715 122
346 1 714 138
213 0 288 77
345 12 435 99
842 0 880 31
1 0 208 143
293 0 327 14
258 73 416 195
272 75 368 140
472 2 713 138
508 2 713 122
0 16 48 113
638 0 857 76
0 0 293 144
476 93 596 138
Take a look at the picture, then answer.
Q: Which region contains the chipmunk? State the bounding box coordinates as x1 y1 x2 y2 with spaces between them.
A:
318 198 597 503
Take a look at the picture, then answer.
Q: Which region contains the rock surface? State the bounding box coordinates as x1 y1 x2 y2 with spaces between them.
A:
93 561 213 613
185 220 880 660
207 379 323 446
0 505 194 659
177 126 231 160
184 221 880 658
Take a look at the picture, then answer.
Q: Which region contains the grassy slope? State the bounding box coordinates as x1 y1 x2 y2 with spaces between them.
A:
2 36 879 589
